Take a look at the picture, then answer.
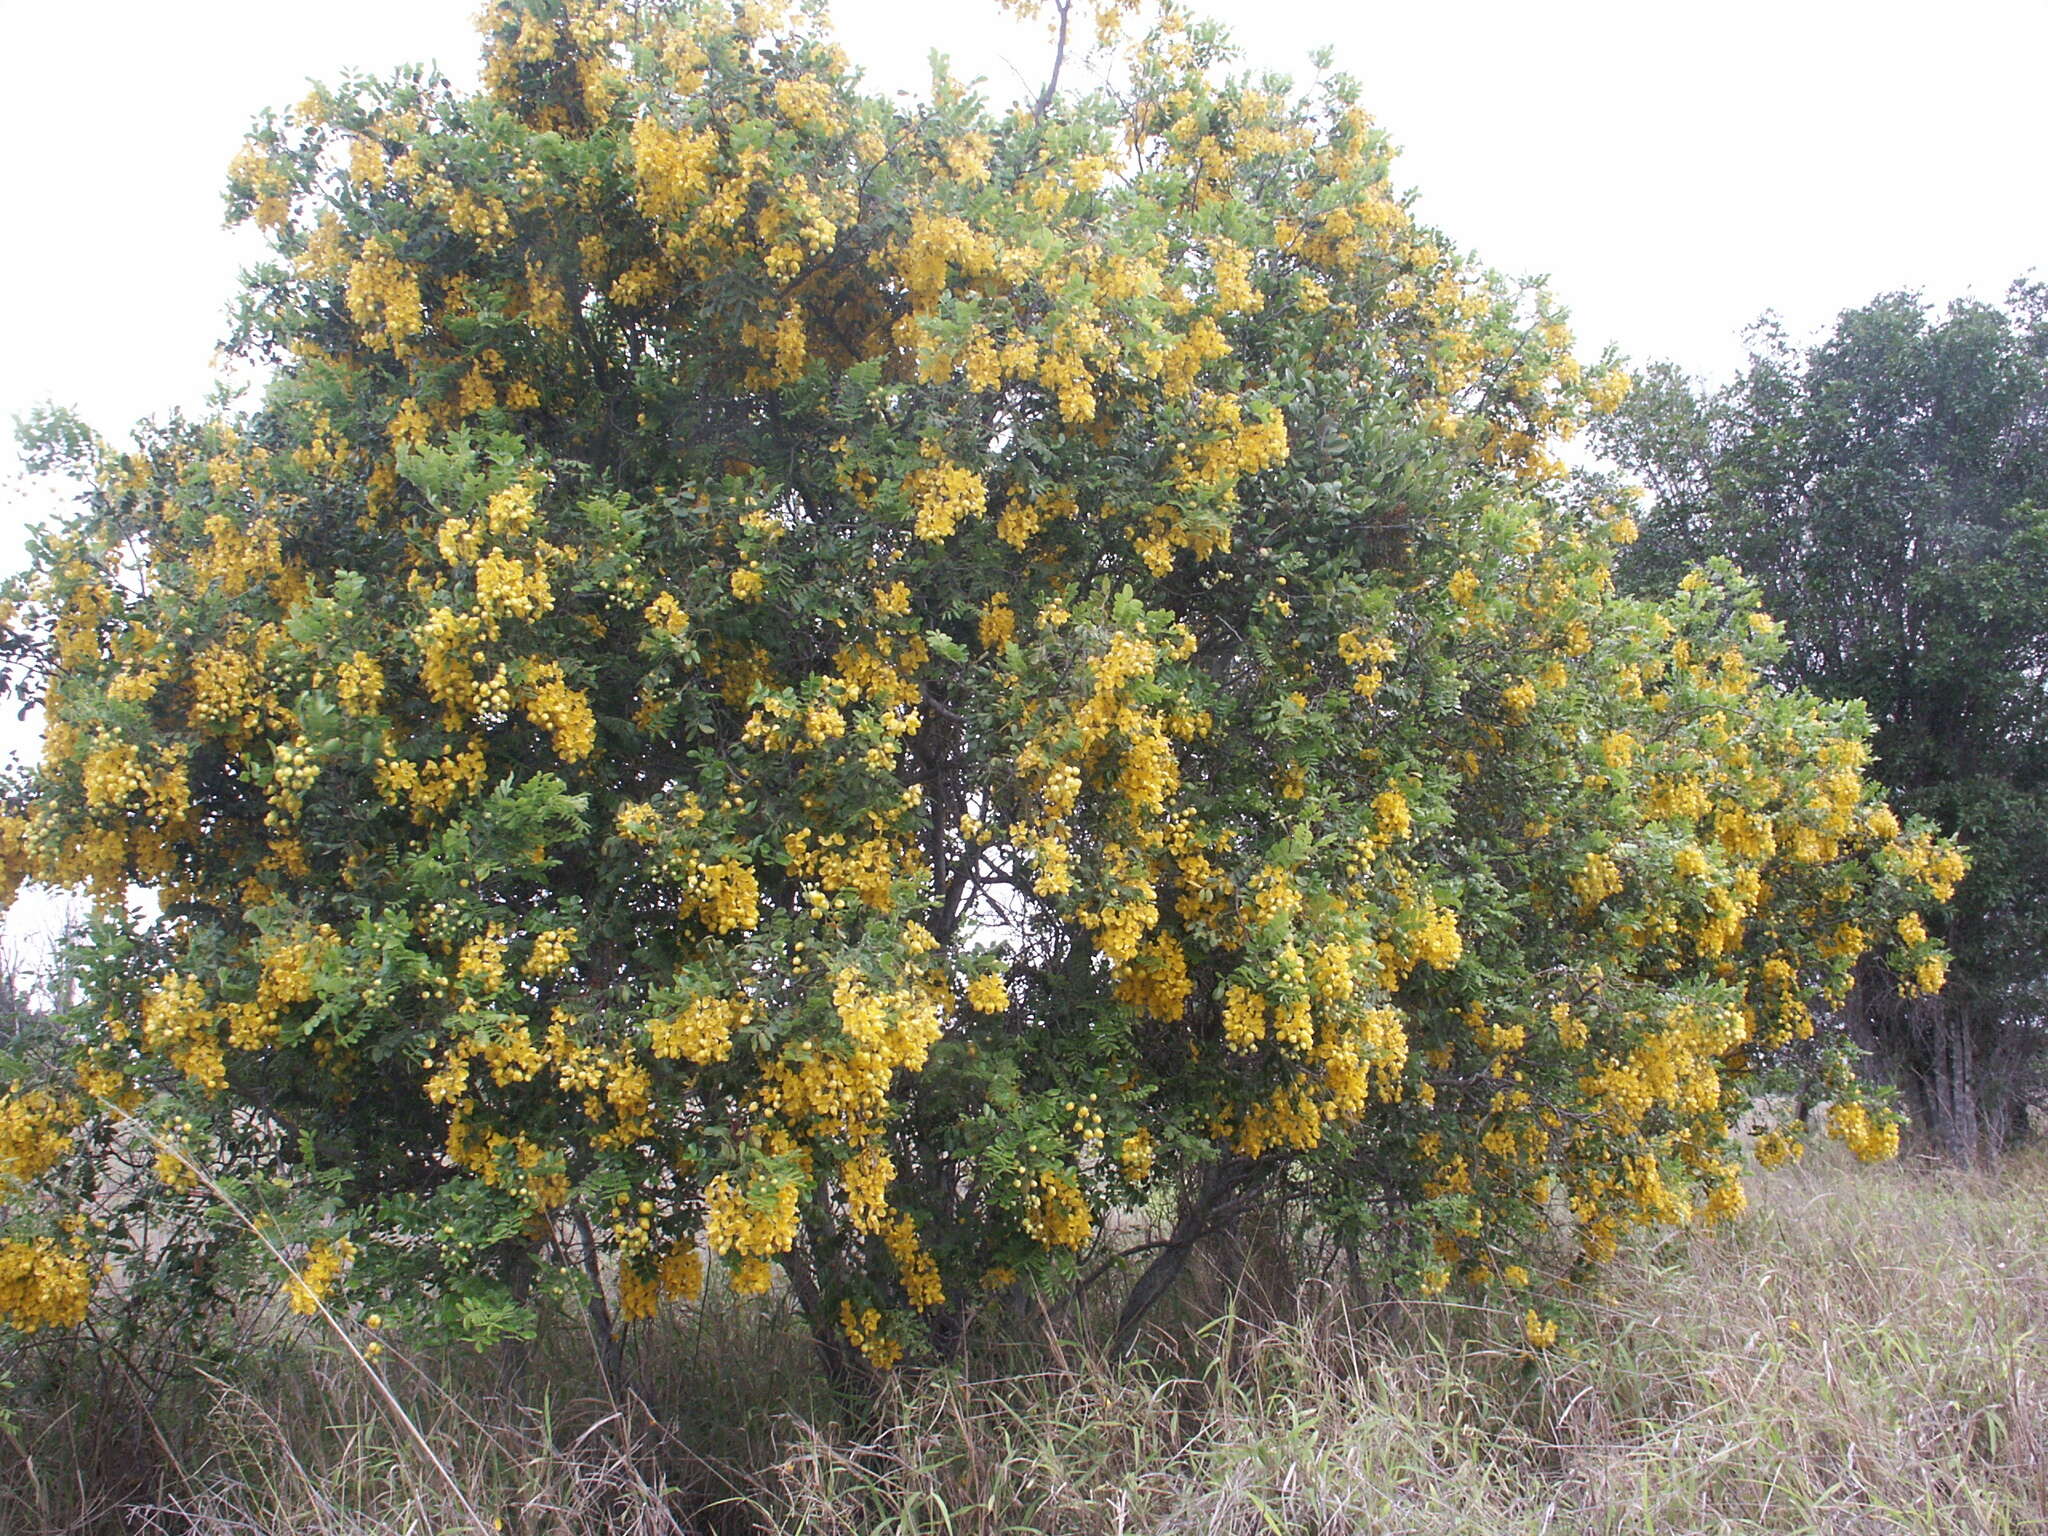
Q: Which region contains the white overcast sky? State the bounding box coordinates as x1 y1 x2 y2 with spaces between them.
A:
0 0 2040 958
4 0 2044 486
3 0 2042 457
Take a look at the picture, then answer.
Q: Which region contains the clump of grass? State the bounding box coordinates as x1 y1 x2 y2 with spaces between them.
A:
128 1356 686 1536
0 1265 821 1535
755 1148 2048 1535
5 1148 2043 1534
1526 1144 2048 1533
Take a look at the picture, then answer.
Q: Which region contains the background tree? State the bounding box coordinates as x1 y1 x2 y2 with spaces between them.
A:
1597 286 2048 1161
0 0 1955 1383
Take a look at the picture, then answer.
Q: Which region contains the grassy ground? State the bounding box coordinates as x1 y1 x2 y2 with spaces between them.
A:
5 1146 2044 1534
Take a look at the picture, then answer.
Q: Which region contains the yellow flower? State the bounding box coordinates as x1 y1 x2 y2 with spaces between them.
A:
283 1237 357 1316
0 1238 92 1331
906 460 986 541
978 592 1016 649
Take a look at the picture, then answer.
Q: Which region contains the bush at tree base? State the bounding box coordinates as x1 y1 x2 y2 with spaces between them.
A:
0 0 1962 1379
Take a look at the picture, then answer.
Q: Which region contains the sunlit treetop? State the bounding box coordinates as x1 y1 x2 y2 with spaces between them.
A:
0 0 1956 1370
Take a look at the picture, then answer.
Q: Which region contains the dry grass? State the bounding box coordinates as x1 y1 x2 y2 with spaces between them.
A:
4 1146 2043 1535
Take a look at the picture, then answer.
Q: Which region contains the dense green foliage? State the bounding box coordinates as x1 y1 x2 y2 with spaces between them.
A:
1598 286 2048 1158
0 0 1954 1375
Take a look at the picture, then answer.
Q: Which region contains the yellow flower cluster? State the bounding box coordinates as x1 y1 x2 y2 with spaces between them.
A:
964 972 1008 1014
475 547 554 627
1909 954 1949 995
840 1143 895 1233
893 210 998 313
1585 368 1632 414
678 856 760 934
81 739 190 823
336 651 384 716
141 974 226 1092
757 969 943 1136
457 929 508 995
1571 851 1624 909
523 662 596 761
631 117 719 222
1406 904 1463 971
1019 1170 1093 1249
978 591 1016 649
283 1237 356 1316
228 141 293 229
1372 789 1412 844
1117 1129 1156 1184
648 994 750 1064
642 591 689 636
1228 1084 1325 1157
839 1299 903 1369
1827 1101 1900 1163
0 1238 92 1332
906 460 986 541
1893 832 1966 904
620 1242 704 1322
522 927 575 977
188 639 274 737
0 1091 75 1188
374 737 488 820
1221 983 1266 1052
1173 392 1289 492
1753 1129 1803 1169
883 1215 945 1309
705 1172 801 1263
1111 932 1194 1021
414 606 486 723
344 239 425 353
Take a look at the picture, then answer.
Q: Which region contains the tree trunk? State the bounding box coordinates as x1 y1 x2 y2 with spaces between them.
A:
572 1210 628 1399
1947 1015 1982 1166
782 1232 877 1410
1109 1156 1255 1360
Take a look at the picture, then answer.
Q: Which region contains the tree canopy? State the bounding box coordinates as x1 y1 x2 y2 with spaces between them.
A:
1597 286 2048 1160
0 0 1957 1374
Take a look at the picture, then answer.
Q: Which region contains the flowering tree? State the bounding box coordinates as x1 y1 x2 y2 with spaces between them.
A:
1597 289 2048 1164
0 0 1958 1374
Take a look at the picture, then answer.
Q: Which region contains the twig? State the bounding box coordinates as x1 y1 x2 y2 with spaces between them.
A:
1034 0 1075 122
